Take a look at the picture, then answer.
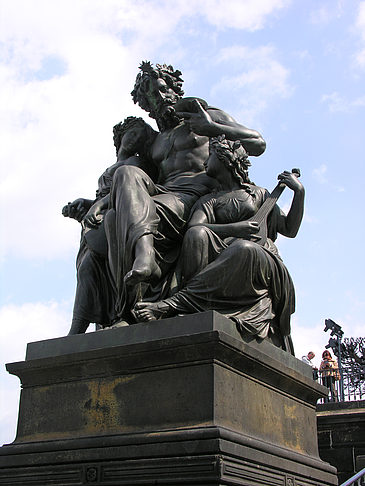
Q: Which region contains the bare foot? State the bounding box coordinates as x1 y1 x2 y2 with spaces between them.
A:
124 234 161 286
133 301 171 322
124 257 161 286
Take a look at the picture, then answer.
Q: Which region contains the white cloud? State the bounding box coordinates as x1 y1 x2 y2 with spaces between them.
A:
0 3 152 261
312 164 328 184
321 91 365 113
355 48 365 68
355 1 365 41
294 50 312 61
196 0 290 30
211 45 293 124
340 291 365 335
321 92 348 113
0 301 70 445
0 1 292 261
1 301 69 360
312 164 344 192
353 1 365 69
303 208 319 225
292 308 364 371
291 317 329 367
310 0 344 25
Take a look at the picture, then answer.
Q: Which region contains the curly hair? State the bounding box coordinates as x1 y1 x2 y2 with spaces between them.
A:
113 116 157 158
209 135 252 186
131 61 184 114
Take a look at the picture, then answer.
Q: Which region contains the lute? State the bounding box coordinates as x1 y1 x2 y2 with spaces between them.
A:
247 168 300 246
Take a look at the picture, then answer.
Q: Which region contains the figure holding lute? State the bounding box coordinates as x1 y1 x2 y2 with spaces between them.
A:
134 135 305 354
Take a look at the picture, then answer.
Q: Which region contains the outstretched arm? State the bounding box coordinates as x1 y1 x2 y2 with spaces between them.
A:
176 100 266 156
62 198 93 222
275 171 305 238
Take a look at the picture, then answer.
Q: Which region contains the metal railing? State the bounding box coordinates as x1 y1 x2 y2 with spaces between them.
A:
317 369 364 403
340 467 365 486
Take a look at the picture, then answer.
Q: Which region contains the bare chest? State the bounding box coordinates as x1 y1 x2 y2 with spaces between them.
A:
152 124 208 163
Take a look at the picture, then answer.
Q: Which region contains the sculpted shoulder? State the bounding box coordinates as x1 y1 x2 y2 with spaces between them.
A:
205 106 236 124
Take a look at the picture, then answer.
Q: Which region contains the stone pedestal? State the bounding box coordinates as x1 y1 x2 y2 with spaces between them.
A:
317 400 365 484
0 311 337 485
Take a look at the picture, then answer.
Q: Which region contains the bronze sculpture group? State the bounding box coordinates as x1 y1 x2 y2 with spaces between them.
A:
63 62 304 353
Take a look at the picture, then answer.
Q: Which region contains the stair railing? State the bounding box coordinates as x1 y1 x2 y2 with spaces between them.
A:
340 467 365 486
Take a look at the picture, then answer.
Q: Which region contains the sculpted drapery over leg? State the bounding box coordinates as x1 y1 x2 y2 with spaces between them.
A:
134 136 305 352
107 62 266 323
62 117 158 334
105 166 220 320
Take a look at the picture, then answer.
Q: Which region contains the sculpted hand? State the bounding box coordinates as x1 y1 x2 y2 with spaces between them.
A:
177 99 214 135
62 198 88 222
277 170 303 193
236 221 260 240
83 204 103 229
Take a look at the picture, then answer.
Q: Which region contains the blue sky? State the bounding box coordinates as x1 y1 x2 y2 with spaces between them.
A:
1 0 364 445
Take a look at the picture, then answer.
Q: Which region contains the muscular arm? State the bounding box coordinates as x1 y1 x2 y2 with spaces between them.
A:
177 99 266 156
205 109 266 156
275 172 305 238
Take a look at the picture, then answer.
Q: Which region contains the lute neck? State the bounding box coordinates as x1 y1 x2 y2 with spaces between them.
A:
253 168 300 225
254 183 285 225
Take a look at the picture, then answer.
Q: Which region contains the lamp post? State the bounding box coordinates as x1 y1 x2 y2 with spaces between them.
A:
324 318 344 402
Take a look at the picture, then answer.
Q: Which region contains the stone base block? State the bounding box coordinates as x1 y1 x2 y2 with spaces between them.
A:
0 311 337 485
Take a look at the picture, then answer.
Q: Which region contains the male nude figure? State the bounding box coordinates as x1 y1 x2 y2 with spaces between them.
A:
103 62 266 322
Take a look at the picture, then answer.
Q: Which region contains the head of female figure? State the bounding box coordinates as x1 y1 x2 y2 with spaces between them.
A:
113 116 157 159
206 135 251 186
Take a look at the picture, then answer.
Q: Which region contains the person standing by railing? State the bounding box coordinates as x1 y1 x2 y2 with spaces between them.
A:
320 350 340 402
301 351 318 380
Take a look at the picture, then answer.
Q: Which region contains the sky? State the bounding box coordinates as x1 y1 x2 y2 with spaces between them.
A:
1 0 364 446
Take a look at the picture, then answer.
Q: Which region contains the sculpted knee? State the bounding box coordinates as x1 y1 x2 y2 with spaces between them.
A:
113 164 140 184
184 225 210 244
233 239 258 253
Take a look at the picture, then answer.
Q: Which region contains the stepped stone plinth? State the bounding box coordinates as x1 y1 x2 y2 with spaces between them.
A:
0 311 337 485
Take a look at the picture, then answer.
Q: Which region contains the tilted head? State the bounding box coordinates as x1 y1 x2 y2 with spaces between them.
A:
307 351 315 360
113 116 157 158
131 61 184 128
207 135 251 186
